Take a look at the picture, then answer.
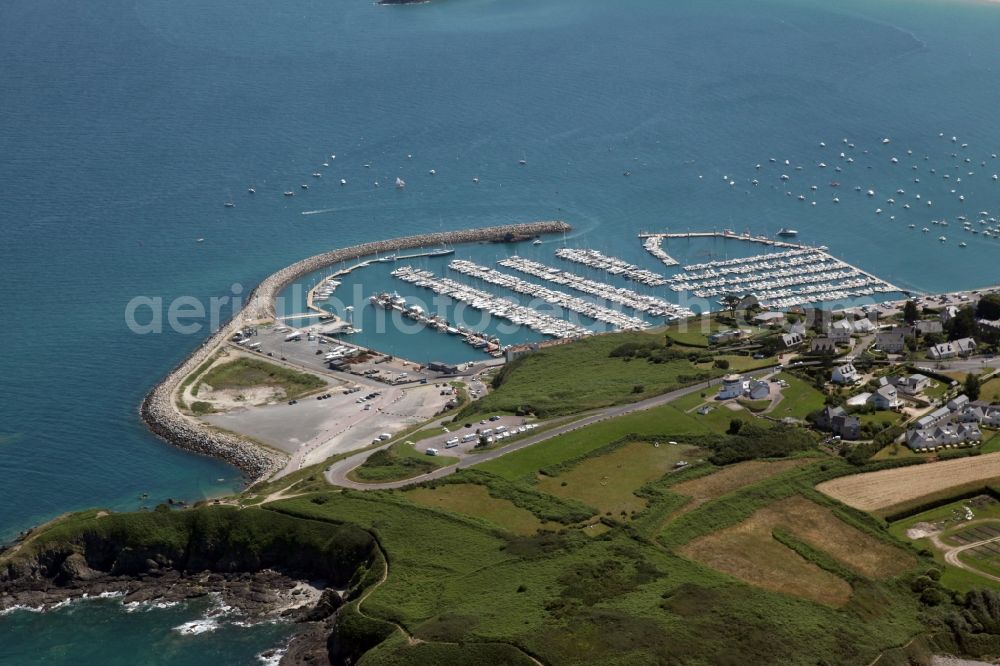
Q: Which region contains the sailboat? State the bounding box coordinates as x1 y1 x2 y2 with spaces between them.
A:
395 177 406 189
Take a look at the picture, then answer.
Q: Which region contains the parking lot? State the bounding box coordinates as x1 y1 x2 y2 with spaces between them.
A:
236 324 474 386
406 415 540 460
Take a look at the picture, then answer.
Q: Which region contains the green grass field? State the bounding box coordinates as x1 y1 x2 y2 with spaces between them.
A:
771 373 827 420
404 484 553 535
350 441 458 483
536 441 700 517
457 331 736 418
979 376 1000 403
198 357 326 400
477 403 716 481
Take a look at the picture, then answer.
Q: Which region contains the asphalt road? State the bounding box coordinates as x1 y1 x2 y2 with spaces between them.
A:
324 368 779 490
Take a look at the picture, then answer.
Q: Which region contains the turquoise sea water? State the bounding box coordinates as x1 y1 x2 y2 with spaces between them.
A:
4 0 1000 661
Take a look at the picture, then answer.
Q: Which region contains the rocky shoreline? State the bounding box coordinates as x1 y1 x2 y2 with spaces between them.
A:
139 221 570 485
1 565 343 664
0 563 333 622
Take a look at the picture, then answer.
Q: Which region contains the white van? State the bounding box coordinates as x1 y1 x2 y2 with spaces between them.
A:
378 433 392 441
445 438 460 448
425 448 439 456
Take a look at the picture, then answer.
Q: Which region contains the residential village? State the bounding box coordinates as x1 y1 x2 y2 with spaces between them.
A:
692 290 1000 459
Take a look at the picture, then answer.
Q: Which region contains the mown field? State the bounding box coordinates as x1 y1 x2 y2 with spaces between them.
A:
816 453 1000 515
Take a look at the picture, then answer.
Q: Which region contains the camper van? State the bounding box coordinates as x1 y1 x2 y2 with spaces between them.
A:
444 438 460 449
425 448 439 457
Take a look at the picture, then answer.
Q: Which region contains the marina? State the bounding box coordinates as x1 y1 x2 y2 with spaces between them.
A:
496 255 694 319
446 259 650 330
368 292 505 357
390 265 591 339
554 248 669 286
663 247 899 308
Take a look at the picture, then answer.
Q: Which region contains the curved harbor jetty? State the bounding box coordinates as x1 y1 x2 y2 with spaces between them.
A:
139 221 570 484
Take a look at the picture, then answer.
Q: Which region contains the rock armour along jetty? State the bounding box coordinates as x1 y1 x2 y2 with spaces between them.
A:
139 221 571 484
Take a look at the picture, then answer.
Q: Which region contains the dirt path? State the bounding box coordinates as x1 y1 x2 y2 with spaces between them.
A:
930 532 1000 583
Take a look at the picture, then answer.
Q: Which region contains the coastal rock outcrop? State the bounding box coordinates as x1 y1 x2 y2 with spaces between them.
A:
1 506 379 663
140 221 571 485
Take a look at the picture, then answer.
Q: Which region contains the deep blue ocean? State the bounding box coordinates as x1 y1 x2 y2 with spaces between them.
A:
3 0 1000 661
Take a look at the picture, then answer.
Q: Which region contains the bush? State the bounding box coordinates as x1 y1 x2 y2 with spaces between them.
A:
714 359 731 370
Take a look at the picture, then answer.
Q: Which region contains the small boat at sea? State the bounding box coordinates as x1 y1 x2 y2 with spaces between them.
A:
224 201 235 208
284 191 295 197
776 228 798 237
300 184 308 190
473 177 479 184
340 178 347 186
428 169 436 175
247 187 256 194
532 239 542 246
395 177 406 188
312 172 322 178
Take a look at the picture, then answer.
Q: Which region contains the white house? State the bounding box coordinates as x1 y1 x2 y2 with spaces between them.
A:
828 320 854 344
781 332 805 349
959 405 1000 427
754 311 786 327
717 375 746 400
868 384 900 410
832 363 859 385
895 374 930 396
928 337 977 360
717 375 772 401
906 423 982 451
948 395 971 411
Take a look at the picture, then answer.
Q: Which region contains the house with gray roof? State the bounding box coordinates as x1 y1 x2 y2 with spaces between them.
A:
868 384 900 411
832 362 858 385
929 337 977 360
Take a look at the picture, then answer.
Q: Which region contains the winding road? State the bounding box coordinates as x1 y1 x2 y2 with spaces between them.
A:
324 368 778 490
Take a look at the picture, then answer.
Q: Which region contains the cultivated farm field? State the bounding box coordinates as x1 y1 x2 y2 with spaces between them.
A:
679 495 915 606
816 454 1000 514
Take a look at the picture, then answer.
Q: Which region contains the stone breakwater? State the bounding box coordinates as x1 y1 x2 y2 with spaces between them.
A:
139 221 570 485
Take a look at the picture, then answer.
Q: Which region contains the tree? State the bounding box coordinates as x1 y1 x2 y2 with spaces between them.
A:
965 373 982 401
977 293 1000 321
721 293 742 322
946 306 978 341
924 332 946 346
727 419 744 435
903 300 919 324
